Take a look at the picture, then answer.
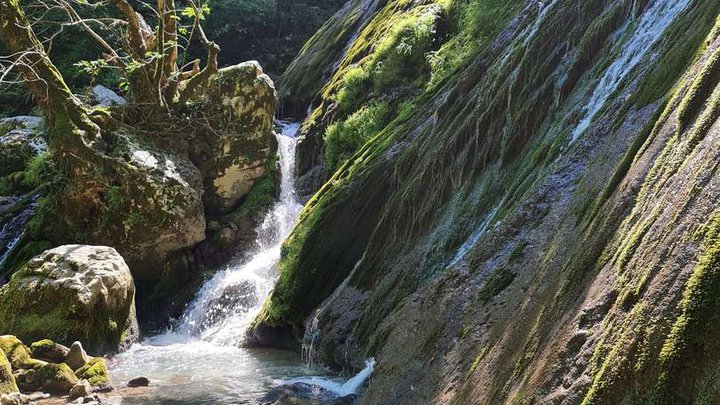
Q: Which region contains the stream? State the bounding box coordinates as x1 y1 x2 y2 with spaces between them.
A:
107 122 370 404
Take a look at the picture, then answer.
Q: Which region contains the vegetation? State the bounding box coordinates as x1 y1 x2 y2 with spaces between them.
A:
323 101 389 173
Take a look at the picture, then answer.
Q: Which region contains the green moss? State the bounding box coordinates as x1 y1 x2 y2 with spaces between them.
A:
230 173 276 223
0 350 18 395
0 335 32 369
677 44 720 132
654 213 720 400
478 267 515 304
507 241 527 263
323 100 390 173
34 362 78 394
632 5 720 106
75 357 110 386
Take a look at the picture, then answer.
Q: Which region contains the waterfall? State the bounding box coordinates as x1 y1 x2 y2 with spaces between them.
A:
110 122 375 403
0 199 37 272
175 121 304 344
570 0 691 142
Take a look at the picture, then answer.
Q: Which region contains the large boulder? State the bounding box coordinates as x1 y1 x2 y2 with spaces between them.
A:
48 129 206 282
0 116 46 177
192 61 278 215
0 245 138 353
0 350 17 395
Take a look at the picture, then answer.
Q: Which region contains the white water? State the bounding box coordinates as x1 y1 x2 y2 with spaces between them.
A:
570 0 691 142
109 122 373 403
447 203 502 268
282 358 376 398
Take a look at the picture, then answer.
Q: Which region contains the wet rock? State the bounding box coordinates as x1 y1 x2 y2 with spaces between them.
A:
127 377 149 388
69 380 91 400
199 281 258 330
89 85 126 107
66 343 90 371
0 246 138 353
29 340 69 364
261 382 356 404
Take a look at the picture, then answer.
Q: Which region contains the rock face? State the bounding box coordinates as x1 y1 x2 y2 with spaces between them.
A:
0 245 138 353
193 61 278 215
253 0 720 403
0 116 46 177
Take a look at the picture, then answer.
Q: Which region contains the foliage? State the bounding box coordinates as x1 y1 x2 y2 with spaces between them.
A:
323 101 389 173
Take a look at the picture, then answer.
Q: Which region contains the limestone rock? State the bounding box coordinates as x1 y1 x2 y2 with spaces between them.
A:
193 61 278 215
0 116 46 177
65 343 89 371
0 246 138 353
0 350 17 395
89 85 126 107
68 380 91 400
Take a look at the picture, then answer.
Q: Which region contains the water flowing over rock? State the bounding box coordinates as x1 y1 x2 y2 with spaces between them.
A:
0 245 138 353
253 0 720 403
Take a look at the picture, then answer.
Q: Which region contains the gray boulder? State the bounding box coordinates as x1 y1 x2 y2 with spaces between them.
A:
0 245 138 353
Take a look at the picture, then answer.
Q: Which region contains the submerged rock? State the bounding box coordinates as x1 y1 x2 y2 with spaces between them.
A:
0 245 138 353
261 382 355 404
126 377 149 388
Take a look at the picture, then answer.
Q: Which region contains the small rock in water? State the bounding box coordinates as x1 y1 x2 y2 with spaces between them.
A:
69 380 91 400
261 382 339 404
66 342 90 370
127 377 150 387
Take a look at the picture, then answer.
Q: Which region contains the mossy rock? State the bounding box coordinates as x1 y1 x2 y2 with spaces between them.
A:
0 350 18 395
0 336 32 369
75 357 110 387
30 339 69 364
0 245 138 354
37 362 78 394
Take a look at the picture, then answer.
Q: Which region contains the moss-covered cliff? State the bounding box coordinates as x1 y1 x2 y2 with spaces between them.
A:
252 0 720 403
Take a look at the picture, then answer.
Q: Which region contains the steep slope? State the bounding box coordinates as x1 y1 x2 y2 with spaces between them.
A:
251 0 720 403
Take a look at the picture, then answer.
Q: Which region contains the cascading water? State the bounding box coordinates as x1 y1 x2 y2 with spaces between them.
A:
570 0 691 142
109 123 374 404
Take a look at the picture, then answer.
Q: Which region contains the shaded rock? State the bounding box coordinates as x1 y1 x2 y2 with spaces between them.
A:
192 61 278 215
89 86 126 107
0 350 17 395
65 342 89 371
29 340 69 364
0 116 46 177
127 377 149 388
0 246 138 353
69 379 91 400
